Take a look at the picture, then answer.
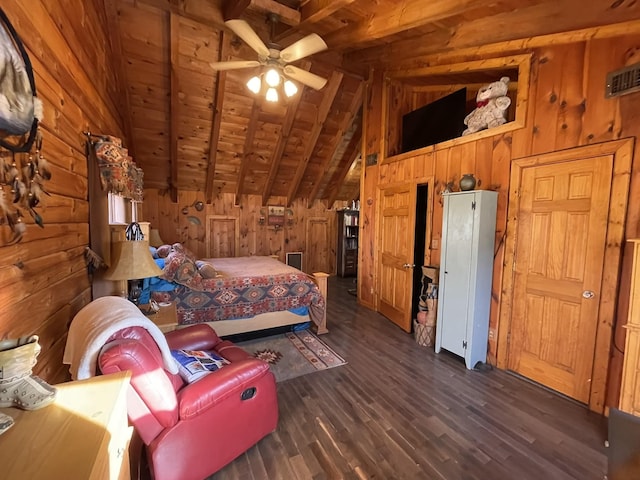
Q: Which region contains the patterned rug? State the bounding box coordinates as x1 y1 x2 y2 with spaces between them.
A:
237 329 346 382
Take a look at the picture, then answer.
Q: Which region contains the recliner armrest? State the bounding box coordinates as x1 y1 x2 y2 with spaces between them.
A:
177 359 271 420
166 324 222 351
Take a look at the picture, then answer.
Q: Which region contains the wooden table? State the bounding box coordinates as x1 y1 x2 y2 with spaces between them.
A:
0 371 132 480
140 300 178 333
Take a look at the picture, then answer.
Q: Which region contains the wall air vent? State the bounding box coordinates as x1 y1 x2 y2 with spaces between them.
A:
606 62 640 98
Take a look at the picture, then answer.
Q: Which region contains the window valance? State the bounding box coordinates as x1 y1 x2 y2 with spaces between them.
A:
92 135 143 202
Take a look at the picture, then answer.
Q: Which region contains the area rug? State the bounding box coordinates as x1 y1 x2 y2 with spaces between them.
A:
237 329 346 382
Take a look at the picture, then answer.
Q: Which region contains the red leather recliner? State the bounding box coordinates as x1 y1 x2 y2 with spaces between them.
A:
98 324 278 480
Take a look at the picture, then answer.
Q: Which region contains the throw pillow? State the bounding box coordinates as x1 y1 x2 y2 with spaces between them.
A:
196 260 218 278
161 251 198 284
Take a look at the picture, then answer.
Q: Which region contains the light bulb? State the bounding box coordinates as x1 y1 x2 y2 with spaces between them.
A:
284 80 298 97
265 87 279 102
265 68 281 87
246 76 261 94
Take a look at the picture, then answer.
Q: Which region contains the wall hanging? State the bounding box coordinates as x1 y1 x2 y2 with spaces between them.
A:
0 8 50 244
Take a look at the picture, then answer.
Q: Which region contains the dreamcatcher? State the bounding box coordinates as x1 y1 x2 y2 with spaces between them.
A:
0 8 50 244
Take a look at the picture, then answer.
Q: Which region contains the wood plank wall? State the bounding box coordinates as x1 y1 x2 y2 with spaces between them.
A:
360 34 640 407
0 1 126 383
142 190 341 276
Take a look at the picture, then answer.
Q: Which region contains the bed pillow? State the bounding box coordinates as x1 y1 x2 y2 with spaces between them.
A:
195 260 218 279
161 250 198 285
172 243 197 261
156 244 172 258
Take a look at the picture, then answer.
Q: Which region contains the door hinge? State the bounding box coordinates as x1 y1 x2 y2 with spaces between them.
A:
471 201 476 210
462 340 468 349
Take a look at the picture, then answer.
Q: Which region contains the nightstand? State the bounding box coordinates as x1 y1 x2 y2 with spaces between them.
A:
140 301 178 333
0 371 132 480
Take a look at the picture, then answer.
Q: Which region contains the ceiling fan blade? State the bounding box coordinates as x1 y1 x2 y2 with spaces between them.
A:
224 19 270 57
280 33 327 63
210 60 261 71
283 65 328 90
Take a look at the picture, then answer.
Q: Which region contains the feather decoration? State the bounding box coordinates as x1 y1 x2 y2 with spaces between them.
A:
37 155 51 180
12 178 26 203
0 187 9 217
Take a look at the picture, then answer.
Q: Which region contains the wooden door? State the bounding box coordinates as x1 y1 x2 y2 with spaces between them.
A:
507 155 613 403
206 215 239 257
377 183 416 332
306 217 331 274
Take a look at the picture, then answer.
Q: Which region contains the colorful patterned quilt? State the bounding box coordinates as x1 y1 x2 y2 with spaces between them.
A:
150 256 325 327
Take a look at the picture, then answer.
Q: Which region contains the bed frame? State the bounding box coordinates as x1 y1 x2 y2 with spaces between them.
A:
180 271 329 337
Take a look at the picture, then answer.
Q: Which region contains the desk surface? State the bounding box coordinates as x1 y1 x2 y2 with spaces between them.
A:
0 371 131 480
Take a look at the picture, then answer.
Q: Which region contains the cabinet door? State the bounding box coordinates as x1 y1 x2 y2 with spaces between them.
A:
439 194 474 356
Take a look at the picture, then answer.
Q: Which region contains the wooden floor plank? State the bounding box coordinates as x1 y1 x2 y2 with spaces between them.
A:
209 276 607 479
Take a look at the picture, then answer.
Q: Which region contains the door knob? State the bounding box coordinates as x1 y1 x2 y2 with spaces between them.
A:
403 263 414 269
582 290 595 299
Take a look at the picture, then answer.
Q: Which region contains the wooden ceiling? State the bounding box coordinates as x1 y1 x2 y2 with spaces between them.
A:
108 0 640 205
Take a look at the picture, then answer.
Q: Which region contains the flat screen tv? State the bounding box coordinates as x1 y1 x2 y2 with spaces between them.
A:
401 87 467 153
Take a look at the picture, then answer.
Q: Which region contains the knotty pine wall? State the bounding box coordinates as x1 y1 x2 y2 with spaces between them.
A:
143 190 340 276
360 33 640 407
0 1 126 383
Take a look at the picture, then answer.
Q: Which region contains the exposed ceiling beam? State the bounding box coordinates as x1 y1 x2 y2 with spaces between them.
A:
223 0 300 25
308 82 363 204
324 0 474 49
205 32 231 204
262 61 311 205
347 4 640 69
286 70 343 206
235 100 262 201
326 124 362 207
169 12 180 202
300 0 355 25
102 0 135 159
136 0 226 29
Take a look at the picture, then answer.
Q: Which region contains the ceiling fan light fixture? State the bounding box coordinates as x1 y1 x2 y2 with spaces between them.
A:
247 75 262 94
265 87 279 102
265 68 281 87
284 80 298 97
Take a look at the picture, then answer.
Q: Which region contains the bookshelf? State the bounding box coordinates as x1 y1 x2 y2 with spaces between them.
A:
337 209 359 277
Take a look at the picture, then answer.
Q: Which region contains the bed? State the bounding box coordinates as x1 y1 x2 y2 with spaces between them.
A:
142 250 328 337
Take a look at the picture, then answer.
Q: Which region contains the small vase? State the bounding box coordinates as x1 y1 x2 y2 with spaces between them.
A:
459 173 476 191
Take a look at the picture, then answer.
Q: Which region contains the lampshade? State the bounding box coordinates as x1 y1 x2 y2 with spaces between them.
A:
148 228 165 247
245 67 298 102
265 68 281 87
104 240 163 281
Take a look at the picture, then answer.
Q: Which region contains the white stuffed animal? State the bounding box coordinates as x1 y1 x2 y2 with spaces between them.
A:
462 77 511 136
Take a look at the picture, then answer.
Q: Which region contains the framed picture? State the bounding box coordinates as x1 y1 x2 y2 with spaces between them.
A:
267 205 285 226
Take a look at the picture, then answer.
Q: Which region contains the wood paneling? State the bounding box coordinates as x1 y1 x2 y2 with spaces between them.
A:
0 1 125 384
360 34 640 409
142 189 338 274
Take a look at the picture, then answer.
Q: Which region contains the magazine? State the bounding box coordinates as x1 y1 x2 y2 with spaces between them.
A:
171 349 229 383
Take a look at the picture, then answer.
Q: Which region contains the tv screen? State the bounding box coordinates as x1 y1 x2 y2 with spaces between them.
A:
401 87 467 153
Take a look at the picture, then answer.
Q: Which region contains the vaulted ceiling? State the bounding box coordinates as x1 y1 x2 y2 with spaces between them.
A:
107 0 640 206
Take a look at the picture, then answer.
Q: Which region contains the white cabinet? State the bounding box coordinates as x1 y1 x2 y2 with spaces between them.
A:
435 190 498 369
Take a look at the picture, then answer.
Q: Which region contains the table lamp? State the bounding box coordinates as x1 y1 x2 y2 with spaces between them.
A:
149 228 165 247
104 239 163 304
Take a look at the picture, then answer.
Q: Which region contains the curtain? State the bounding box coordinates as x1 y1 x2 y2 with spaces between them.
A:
91 135 144 202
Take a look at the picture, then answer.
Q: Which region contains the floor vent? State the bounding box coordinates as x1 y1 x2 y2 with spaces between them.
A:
606 62 640 98
286 252 303 271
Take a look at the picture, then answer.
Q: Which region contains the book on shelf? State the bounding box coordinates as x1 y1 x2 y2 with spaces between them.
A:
171 349 229 383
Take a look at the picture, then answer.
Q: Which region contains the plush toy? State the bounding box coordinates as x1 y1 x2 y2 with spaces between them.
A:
462 76 511 136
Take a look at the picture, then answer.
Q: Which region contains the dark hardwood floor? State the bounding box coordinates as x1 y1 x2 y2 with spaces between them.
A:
209 276 608 480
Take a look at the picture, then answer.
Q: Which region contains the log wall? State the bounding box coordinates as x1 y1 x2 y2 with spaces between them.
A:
0 1 126 383
360 34 640 407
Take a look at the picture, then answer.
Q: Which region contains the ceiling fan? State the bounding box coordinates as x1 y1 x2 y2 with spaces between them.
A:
210 16 329 92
